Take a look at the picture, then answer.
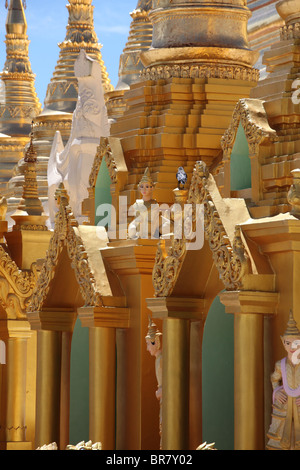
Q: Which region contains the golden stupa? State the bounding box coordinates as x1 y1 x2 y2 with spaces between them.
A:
0 0 300 454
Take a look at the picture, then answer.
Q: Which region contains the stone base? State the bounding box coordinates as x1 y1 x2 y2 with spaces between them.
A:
0 441 32 450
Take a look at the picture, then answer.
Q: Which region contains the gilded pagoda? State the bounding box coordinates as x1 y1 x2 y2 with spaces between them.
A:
0 0 299 453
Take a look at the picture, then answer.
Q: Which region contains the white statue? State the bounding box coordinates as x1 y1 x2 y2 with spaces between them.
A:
47 49 110 226
128 167 160 240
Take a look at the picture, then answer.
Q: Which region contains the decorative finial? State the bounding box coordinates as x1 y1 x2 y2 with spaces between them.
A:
283 310 300 337
176 166 187 190
24 121 37 163
138 167 154 188
54 183 70 208
145 316 162 342
5 0 26 8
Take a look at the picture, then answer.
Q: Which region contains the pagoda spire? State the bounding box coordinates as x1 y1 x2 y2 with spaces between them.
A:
0 0 41 136
106 0 153 120
43 0 113 114
16 122 44 217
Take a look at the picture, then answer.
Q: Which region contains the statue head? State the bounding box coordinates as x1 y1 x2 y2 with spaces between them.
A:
145 316 162 356
281 310 300 363
138 167 155 202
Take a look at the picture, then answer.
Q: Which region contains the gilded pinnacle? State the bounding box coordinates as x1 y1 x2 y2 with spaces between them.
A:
6 0 27 35
17 126 44 217
44 0 113 113
0 0 41 136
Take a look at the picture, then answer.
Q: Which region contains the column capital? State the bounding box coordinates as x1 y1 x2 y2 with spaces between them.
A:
27 308 77 332
0 319 31 338
146 296 205 321
78 297 130 329
219 290 279 316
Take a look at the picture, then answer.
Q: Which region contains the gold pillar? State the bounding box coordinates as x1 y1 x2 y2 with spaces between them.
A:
78 301 129 450
60 331 72 450
6 337 27 442
0 320 32 450
35 330 61 449
147 296 204 450
101 240 160 450
189 320 204 450
28 307 77 449
234 313 264 449
220 290 279 450
89 327 116 450
6 321 32 450
162 318 190 450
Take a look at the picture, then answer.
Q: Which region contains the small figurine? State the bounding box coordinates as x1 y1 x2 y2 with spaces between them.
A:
176 166 187 190
0 197 7 221
267 310 300 450
128 168 159 239
145 316 163 448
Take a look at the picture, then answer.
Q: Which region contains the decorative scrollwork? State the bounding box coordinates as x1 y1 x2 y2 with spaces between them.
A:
152 161 251 297
0 245 36 319
27 184 103 313
221 98 276 157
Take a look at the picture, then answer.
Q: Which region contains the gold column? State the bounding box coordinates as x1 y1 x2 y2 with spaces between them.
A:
89 327 116 450
162 318 190 450
220 290 279 450
234 313 264 449
5 321 32 449
60 331 72 450
147 296 204 450
35 330 61 449
78 302 129 450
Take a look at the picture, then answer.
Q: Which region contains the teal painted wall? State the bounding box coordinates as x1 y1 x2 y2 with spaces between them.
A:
69 159 112 445
202 295 234 450
230 122 251 191
95 158 112 227
69 319 89 445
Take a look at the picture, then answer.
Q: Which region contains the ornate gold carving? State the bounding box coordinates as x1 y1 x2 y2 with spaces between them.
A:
27 184 104 313
152 161 251 297
141 64 259 82
281 22 300 40
221 98 276 157
0 244 36 319
89 137 117 188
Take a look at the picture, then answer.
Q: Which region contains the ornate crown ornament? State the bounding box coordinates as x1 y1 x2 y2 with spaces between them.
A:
139 167 154 187
145 316 162 343
283 310 300 337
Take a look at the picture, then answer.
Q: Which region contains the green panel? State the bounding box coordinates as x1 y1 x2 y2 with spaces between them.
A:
230 122 251 191
95 158 112 227
69 319 89 445
202 295 234 450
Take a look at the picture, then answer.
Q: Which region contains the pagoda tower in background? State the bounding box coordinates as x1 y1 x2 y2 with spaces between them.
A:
6 0 113 213
0 0 41 194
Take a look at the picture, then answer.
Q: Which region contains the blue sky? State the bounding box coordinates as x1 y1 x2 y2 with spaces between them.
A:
0 0 138 105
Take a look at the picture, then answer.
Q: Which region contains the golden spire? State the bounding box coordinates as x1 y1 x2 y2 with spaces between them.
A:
106 0 152 120
43 0 113 113
115 0 152 91
0 0 41 136
16 123 44 217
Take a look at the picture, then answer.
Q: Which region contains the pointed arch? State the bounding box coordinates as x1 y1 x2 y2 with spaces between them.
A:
27 184 111 314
